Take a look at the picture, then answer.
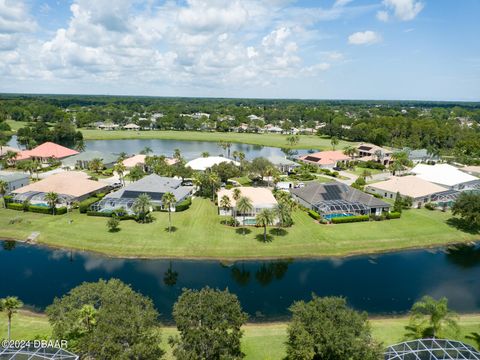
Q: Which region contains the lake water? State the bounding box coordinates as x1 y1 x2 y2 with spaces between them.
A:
8 136 310 161
1 241 479 322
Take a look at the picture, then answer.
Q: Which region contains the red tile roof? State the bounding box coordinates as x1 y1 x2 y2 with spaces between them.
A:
16 142 78 161
299 150 350 165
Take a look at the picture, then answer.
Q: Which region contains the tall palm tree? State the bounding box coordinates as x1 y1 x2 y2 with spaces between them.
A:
225 142 232 158
343 146 358 160
89 158 104 174
275 202 291 228
238 152 246 172
173 148 182 161
232 150 239 163
44 191 59 215
256 209 275 242
208 172 220 202
162 192 176 232
407 296 459 338
78 304 97 334
232 188 241 227
117 152 128 161
1 296 23 341
220 194 231 216
132 193 152 223
0 180 7 208
114 161 126 185
236 196 253 234
330 136 339 150
201 151 210 158
361 169 372 180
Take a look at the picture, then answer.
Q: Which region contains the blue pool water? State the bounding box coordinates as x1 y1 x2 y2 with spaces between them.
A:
323 213 354 220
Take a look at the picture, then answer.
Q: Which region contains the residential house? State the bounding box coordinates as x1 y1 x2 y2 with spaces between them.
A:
62 151 118 170
92 174 193 213
356 143 393 165
298 150 350 169
13 142 79 164
291 182 391 217
0 171 30 193
217 187 278 225
11 171 109 206
404 148 440 164
123 123 140 131
0 146 21 159
411 164 480 190
266 155 300 173
186 156 240 171
366 175 448 208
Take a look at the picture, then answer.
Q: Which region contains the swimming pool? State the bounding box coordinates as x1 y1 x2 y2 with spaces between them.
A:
323 213 354 220
243 218 257 225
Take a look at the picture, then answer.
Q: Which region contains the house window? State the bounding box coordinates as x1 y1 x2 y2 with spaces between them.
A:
385 193 387 197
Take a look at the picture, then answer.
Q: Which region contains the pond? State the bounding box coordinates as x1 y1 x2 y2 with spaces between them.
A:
8 136 311 161
1 241 480 322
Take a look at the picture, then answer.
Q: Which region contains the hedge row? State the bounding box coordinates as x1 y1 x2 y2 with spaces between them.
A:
308 210 321 220
79 197 101 213
331 215 369 224
6 203 67 215
86 211 136 220
175 197 192 212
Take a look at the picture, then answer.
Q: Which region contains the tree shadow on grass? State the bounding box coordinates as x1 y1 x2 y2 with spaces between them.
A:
269 228 288 236
235 228 252 235
164 226 178 233
255 234 274 243
446 217 480 235
108 228 121 233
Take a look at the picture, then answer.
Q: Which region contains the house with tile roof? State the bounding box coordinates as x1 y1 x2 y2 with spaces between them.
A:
298 150 350 169
14 142 78 163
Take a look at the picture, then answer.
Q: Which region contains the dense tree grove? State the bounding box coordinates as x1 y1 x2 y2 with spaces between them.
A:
286 296 382 360
0 95 478 162
46 279 164 360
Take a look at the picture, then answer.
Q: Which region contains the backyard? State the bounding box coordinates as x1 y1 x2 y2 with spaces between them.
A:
0 198 477 259
2 311 480 360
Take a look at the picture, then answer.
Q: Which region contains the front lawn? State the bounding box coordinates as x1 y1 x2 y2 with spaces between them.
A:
0 198 477 259
346 166 385 177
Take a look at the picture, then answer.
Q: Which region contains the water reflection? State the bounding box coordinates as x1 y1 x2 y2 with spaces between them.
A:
1 241 480 321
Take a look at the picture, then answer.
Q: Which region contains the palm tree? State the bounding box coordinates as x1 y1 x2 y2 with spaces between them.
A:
275 202 291 228
0 180 8 208
89 158 104 174
44 191 59 215
466 331 480 349
117 152 128 161
232 150 239 163
236 196 253 234
128 165 145 182
132 193 152 223
220 194 231 216
286 135 299 146
75 139 86 152
173 148 182 161
163 261 178 286
1 296 23 341
238 152 246 171
201 151 210 158
343 146 358 160
407 296 459 338
330 136 339 150
232 188 241 227
114 161 126 185
256 209 275 242
162 192 176 232
361 169 372 180
140 146 153 155
208 172 220 202
225 142 232 158
78 304 97 334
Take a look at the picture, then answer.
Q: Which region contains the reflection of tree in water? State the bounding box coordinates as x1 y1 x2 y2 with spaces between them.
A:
255 261 291 286
446 244 480 268
231 264 251 286
1 240 16 251
163 261 178 287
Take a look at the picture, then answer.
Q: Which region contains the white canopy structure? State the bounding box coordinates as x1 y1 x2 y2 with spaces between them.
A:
411 164 479 190
186 156 239 171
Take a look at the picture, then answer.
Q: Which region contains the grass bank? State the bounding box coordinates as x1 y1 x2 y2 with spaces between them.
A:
80 129 355 150
0 198 477 259
2 312 479 359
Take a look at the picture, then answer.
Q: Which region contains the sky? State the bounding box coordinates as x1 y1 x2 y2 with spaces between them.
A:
1 0 479 101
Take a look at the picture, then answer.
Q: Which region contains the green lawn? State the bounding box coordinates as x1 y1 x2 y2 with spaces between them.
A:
0 198 477 259
347 166 385 177
3 312 479 359
80 129 355 150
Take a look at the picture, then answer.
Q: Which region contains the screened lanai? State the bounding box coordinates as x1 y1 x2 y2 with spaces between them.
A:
12 191 75 207
384 338 480 360
0 345 78 360
313 200 370 215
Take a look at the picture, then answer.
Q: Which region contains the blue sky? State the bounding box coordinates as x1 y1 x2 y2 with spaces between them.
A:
1 0 479 101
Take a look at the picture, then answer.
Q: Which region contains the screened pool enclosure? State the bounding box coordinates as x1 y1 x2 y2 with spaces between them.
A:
384 339 480 360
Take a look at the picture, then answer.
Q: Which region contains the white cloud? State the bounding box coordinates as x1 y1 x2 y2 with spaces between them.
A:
382 0 424 21
348 30 381 45
334 0 353 7
376 10 390 22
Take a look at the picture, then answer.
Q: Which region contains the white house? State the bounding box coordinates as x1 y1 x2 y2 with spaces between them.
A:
411 164 480 190
186 156 240 171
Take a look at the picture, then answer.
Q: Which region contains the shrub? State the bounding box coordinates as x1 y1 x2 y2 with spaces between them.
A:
7 203 23 211
331 215 369 224
386 212 401 219
29 205 53 214
87 210 113 217
308 210 321 220
175 197 192 212
79 197 100 213
358 161 386 170
95 192 106 199
56 207 68 215
3 195 13 204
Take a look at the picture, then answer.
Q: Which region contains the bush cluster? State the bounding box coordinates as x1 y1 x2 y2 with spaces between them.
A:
7 203 67 215
308 209 321 220
175 197 192 212
386 212 401 219
331 215 369 224
79 197 101 213
86 210 136 220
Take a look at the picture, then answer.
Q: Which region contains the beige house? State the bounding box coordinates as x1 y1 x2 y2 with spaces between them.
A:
217 187 278 225
356 143 393 165
366 175 448 207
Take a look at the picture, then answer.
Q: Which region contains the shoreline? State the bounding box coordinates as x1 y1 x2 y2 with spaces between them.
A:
2 236 477 261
